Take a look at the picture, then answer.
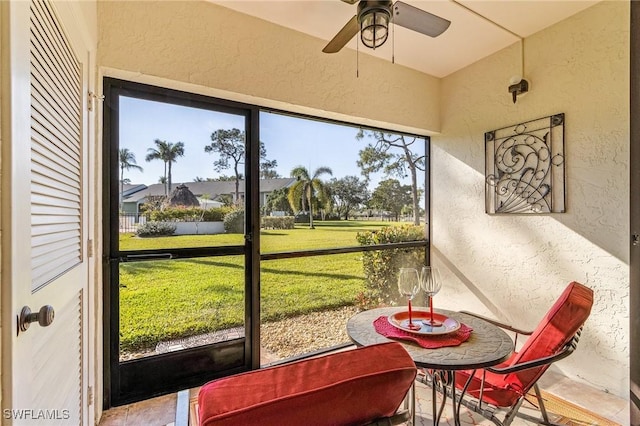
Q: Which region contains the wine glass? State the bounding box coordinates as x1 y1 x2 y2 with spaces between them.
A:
398 268 421 330
420 266 443 326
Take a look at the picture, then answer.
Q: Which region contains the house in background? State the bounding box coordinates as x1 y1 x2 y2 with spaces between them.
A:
120 178 297 215
120 183 147 201
0 1 637 425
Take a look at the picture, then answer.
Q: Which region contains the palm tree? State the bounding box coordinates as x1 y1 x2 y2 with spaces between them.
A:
145 139 185 195
118 148 143 210
287 166 333 229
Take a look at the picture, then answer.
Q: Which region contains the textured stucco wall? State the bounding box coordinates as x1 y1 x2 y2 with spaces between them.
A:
435 1 629 396
97 0 440 134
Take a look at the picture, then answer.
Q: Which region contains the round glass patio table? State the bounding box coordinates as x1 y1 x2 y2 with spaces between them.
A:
346 307 514 425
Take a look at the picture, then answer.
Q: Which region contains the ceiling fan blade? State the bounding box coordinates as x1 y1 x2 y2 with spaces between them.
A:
322 15 360 53
393 1 451 38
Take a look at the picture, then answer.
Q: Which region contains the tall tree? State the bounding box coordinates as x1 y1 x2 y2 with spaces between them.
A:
260 159 281 179
328 175 369 220
262 187 293 216
287 166 333 229
145 139 185 195
357 130 425 225
118 148 143 209
204 128 273 204
370 179 412 221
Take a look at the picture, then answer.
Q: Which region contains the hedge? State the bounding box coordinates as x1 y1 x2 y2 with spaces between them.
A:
224 210 244 233
136 221 177 237
262 216 295 230
356 225 426 307
148 207 232 222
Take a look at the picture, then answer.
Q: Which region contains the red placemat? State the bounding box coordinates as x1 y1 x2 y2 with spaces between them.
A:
373 316 473 349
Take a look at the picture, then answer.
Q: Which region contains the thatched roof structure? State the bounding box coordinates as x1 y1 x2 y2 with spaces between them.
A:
167 184 200 207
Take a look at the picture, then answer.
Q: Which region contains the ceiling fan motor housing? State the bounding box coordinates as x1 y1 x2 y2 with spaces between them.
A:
357 0 393 19
323 0 450 54
358 0 393 49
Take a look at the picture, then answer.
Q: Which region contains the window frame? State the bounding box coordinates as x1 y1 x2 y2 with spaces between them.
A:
102 77 430 407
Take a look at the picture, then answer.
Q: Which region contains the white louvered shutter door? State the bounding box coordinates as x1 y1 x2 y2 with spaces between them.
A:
4 1 92 424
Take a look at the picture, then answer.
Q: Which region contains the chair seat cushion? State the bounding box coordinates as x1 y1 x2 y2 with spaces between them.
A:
198 342 417 426
455 281 593 408
503 281 592 395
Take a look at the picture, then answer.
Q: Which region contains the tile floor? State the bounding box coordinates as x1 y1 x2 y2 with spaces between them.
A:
98 392 177 426
98 367 629 426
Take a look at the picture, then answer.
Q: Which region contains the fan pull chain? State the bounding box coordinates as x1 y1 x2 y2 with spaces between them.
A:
392 20 395 64
356 35 360 78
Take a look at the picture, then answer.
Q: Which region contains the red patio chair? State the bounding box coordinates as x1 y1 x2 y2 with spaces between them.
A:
428 281 593 426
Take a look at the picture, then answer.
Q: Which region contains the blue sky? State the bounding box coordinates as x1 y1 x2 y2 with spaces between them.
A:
118 96 425 191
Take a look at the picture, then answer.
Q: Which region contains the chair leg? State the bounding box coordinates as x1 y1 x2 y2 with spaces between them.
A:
534 384 551 423
409 381 415 426
502 398 525 426
511 384 563 426
420 372 566 426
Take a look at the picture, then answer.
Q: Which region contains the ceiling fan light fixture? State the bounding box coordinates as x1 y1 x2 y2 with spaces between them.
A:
358 1 392 49
322 0 450 54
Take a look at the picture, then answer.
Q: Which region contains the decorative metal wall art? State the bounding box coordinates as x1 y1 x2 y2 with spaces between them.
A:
485 113 565 214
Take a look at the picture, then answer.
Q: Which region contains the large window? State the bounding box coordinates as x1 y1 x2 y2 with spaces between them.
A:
258 111 429 364
104 78 429 406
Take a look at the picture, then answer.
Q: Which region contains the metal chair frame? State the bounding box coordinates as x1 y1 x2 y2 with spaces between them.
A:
420 310 584 426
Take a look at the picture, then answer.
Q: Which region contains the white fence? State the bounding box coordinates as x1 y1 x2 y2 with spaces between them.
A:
119 214 224 235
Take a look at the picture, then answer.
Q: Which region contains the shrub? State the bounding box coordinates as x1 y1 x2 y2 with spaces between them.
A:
324 212 341 221
262 216 295 230
149 207 230 222
354 291 384 311
224 209 245 233
356 225 426 306
203 207 233 221
136 221 176 237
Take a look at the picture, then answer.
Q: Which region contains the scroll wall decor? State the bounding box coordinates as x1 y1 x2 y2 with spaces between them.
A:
485 113 565 214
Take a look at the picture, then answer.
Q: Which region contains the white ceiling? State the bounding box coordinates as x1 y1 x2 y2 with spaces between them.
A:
212 0 600 78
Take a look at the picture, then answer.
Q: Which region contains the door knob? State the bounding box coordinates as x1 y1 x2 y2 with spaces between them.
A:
19 305 55 332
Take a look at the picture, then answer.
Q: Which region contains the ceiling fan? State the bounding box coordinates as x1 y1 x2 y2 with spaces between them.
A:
323 0 451 54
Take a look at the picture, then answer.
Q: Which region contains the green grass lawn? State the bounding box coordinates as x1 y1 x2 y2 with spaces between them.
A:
119 219 392 251
118 220 399 353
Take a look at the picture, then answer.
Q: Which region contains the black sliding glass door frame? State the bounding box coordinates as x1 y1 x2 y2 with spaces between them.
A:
102 78 261 407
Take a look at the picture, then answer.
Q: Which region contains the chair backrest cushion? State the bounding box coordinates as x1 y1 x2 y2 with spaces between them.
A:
504 281 593 395
198 342 417 426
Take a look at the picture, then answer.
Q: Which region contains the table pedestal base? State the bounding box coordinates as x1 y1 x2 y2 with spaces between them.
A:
421 369 477 426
